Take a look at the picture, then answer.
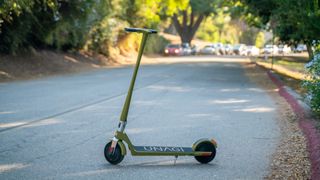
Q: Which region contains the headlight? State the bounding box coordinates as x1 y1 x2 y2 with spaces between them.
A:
165 49 169 53
174 49 180 53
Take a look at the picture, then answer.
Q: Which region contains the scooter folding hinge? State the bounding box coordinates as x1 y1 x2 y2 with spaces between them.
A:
118 121 127 132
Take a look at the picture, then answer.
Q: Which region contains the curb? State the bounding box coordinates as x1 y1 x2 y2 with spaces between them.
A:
267 70 320 180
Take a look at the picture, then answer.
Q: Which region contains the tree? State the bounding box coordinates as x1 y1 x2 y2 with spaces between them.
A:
171 0 219 44
273 0 320 58
232 0 320 59
0 0 97 53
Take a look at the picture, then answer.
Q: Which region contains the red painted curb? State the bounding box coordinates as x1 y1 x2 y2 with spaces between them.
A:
267 71 320 180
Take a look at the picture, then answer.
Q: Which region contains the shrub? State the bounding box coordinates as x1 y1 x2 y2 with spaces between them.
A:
304 44 320 115
144 34 170 55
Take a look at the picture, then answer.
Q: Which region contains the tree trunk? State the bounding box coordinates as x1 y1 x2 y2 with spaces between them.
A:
172 10 204 44
306 41 314 59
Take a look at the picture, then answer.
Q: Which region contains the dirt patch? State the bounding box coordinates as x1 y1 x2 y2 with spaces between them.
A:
243 63 311 179
0 50 104 82
0 50 144 82
0 49 166 83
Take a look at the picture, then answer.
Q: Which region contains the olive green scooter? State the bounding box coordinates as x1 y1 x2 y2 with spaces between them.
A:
104 28 217 165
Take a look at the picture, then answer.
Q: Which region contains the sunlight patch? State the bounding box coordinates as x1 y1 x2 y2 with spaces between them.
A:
24 118 61 128
0 119 61 129
126 128 154 134
234 107 274 113
187 113 212 118
208 99 249 104
148 85 190 92
247 88 265 92
64 55 79 63
0 163 29 173
220 88 241 92
67 169 119 177
0 122 26 128
133 100 159 106
0 111 15 115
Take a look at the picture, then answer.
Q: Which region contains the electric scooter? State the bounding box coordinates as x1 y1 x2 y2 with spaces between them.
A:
104 27 217 165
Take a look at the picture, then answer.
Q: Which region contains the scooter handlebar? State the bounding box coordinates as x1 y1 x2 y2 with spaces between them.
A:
124 27 157 34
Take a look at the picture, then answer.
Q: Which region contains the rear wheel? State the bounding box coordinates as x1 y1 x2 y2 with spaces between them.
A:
194 142 216 164
104 141 124 165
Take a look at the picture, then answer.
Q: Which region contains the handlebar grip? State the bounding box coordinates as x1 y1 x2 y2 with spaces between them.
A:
124 27 157 34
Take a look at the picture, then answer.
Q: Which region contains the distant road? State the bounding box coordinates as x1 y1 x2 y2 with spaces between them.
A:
0 56 279 179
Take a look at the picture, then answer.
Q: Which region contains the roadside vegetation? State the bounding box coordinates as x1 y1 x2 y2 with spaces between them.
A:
253 55 308 93
233 0 320 116
304 49 320 115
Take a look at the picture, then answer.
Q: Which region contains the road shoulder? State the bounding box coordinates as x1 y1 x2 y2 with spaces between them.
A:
243 63 311 179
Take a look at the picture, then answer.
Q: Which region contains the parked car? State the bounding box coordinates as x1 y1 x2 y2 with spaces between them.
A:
278 44 291 54
233 44 247 56
293 44 307 53
181 43 192 55
200 44 218 55
224 44 233 55
164 44 183 56
246 46 260 56
214 43 225 55
263 44 278 54
191 44 200 55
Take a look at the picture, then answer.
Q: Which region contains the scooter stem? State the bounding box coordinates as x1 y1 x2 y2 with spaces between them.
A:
120 32 149 122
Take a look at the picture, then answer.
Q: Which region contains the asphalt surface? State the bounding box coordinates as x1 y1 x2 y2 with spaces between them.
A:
0 56 280 179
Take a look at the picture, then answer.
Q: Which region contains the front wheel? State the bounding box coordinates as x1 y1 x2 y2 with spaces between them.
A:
104 141 124 165
194 141 216 164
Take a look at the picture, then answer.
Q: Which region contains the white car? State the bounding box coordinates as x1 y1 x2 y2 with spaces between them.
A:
246 46 260 56
263 45 278 54
278 45 291 54
233 44 247 56
294 44 307 53
200 45 218 55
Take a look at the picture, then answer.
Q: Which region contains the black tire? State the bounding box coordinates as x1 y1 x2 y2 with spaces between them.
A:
194 142 216 164
104 141 124 165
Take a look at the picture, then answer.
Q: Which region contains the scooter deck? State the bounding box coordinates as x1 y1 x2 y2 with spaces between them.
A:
134 146 193 153
131 146 211 156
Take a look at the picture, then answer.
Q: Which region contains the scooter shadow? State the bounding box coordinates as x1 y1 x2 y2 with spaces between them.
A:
104 159 217 169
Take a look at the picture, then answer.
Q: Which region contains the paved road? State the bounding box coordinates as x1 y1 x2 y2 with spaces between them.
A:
0 56 280 179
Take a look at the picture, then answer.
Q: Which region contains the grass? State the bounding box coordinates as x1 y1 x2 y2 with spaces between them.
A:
276 60 306 72
253 54 309 96
260 55 309 73
254 54 320 122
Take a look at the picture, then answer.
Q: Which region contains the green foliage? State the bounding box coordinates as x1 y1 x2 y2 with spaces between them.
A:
273 0 320 44
169 0 221 43
118 0 163 28
196 14 236 43
0 0 173 54
255 31 265 48
85 17 129 56
0 0 55 53
158 0 189 17
304 45 320 114
196 17 220 42
233 0 320 53
196 9 263 45
190 0 219 16
144 34 170 54
0 0 98 53
239 28 259 45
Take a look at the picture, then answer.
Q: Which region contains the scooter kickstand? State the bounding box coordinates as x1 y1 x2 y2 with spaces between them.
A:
173 155 178 165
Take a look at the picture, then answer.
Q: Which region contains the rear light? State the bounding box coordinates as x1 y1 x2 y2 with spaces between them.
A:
174 49 180 53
